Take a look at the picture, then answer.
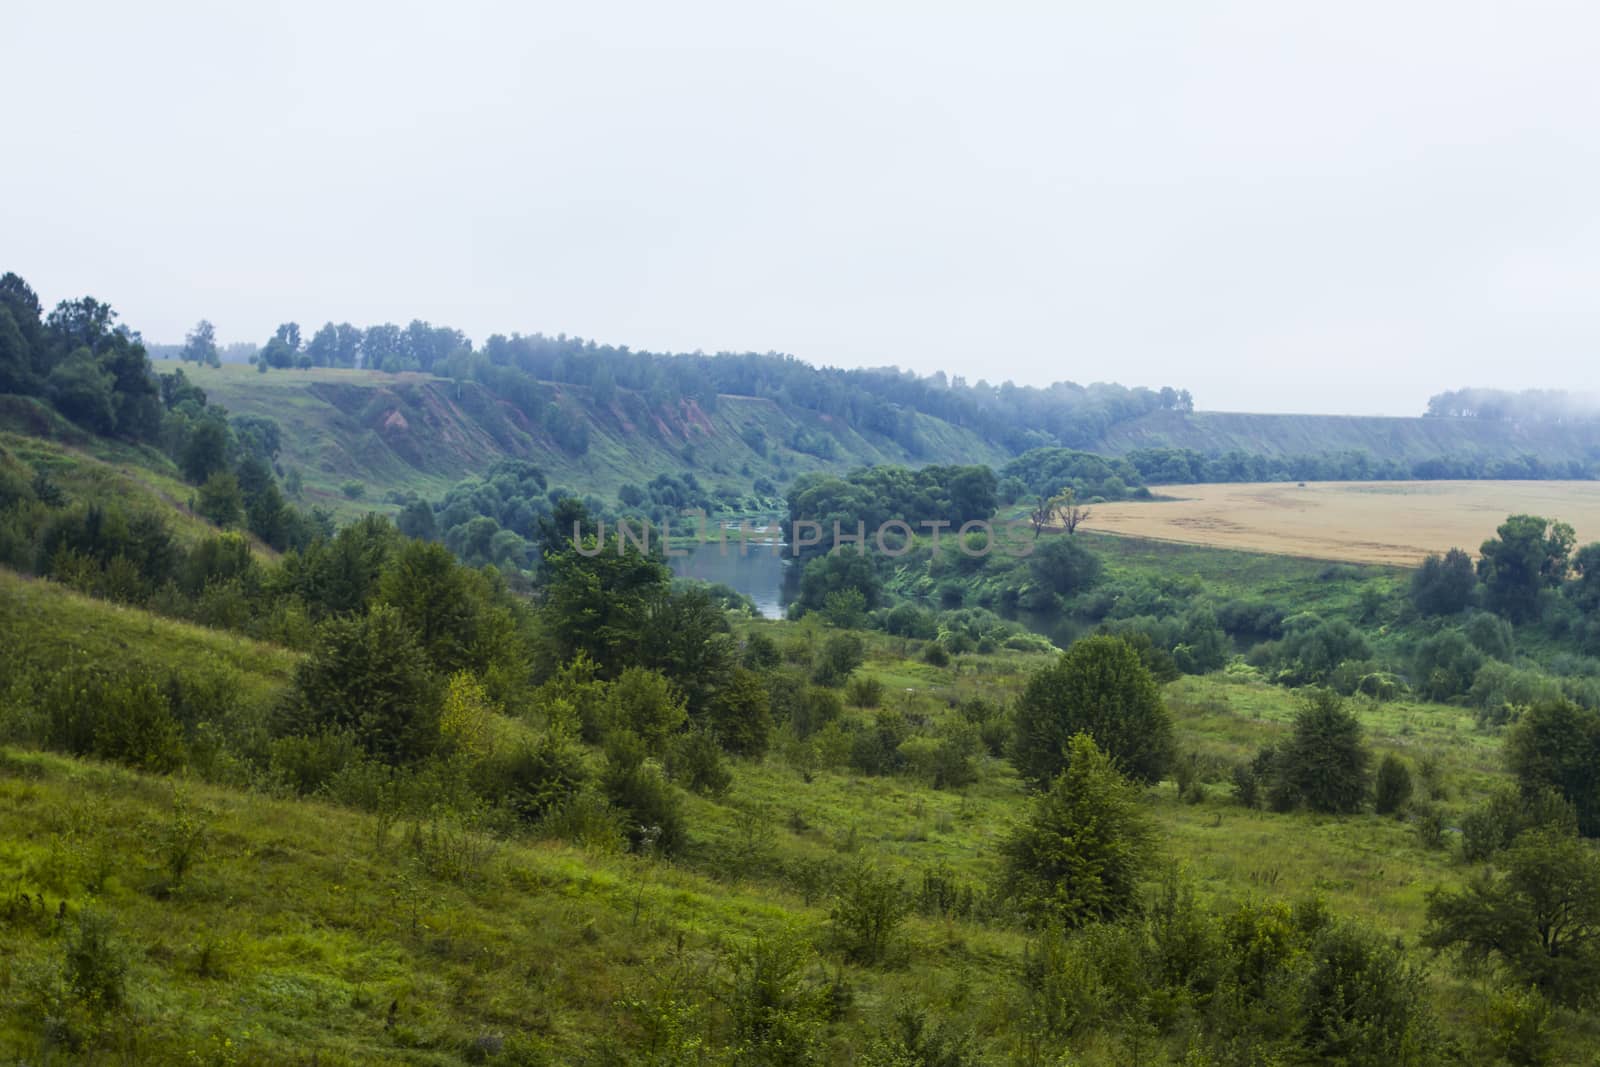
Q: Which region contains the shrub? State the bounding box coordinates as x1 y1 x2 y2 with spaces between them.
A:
62 911 128 1012
604 668 688 753
921 642 949 667
1272 689 1371 814
1504 698 1600 836
600 732 686 856
812 633 865 687
1001 733 1157 928
1011 635 1173 788
665 729 733 797
1374 754 1413 816
845 676 884 708
1299 922 1437 1065
1410 548 1477 616
723 931 827 1062
482 732 589 823
828 858 910 965
277 604 442 765
704 666 772 757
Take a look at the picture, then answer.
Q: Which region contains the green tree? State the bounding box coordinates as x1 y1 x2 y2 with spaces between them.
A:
278 604 442 764
1273 689 1371 814
1011 635 1172 787
377 539 483 675
1000 732 1157 927
1028 535 1102 596
180 417 230 484
1571 542 1600 613
1423 828 1600 1002
196 470 243 527
1410 547 1476 616
47 347 116 433
1478 515 1576 622
181 319 220 366
604 668 688 753
1374 753 1413 816
1505 699 1600 836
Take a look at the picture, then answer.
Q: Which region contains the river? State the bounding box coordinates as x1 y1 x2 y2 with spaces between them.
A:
667 528 794 619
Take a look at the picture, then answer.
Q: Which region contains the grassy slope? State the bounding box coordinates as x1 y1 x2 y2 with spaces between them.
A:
193 364 1008 521
1097 408 1600 462
7 571 1596 1061
0 396 222 547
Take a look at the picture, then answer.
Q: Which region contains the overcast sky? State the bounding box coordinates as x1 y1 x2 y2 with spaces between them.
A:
4 2 1598 415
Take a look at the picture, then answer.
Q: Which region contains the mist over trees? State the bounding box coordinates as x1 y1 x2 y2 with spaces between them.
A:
1427 387 1600 423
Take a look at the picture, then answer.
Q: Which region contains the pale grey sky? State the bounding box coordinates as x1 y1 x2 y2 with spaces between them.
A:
4 2 1598 415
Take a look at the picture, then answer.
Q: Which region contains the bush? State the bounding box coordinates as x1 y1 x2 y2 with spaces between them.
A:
665 729 733 797
1272 690 1371 814
812 633 865 687
482 732 589 823
920 642 950 667
62 911 128 1012
828 858 910 965
1001 733 1157 928
1299 922 1437 1065
845 676 884 708
277 604 442 765
603 668 688 754
1011 635 1172 788
1374 754 1413 816
600 732 686 855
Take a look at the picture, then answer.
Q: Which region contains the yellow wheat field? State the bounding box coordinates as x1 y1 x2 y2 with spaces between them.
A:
1082 481 1600 566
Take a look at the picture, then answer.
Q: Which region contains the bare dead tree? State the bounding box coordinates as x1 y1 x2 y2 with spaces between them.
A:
1030 488 1091 537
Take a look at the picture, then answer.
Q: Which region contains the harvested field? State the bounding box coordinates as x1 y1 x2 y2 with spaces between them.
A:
1081 480 1600 565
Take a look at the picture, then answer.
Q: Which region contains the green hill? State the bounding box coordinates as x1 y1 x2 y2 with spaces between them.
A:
0 566 1562 1064
1097 408 1600 463
194 364 1008 516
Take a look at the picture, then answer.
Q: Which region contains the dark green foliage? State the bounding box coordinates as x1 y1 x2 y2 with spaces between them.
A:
665 729 733 797
1000 448 1145 500
1412 629 1483 702
179 418 231 484
1231 745 1279 810
539 534 673 674
1424 829 1600 1003
1264 614 1371 686
481 732 589 823
723 931 827 1064
849 710 911 776
1374 754 1413 816
1478 515 1575 622
197 471 243 527
861 1001 978 1067
1410 548 1476 616
844 676 884 708
603 668 687 753
811 632 864 687
775 682 842 739
1572 542 1600 613
1457 787 1576 863
786 464 997 552
1000 733 1157 928
1027 536 1102 597
37 664 186 773
1011 635 1172 788
1272 690 1371 814
703 666 773 757
1505 699 1600 836
1298 922 1437 1065
599 731 685 855
794 551 882 616
278 604 442 765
